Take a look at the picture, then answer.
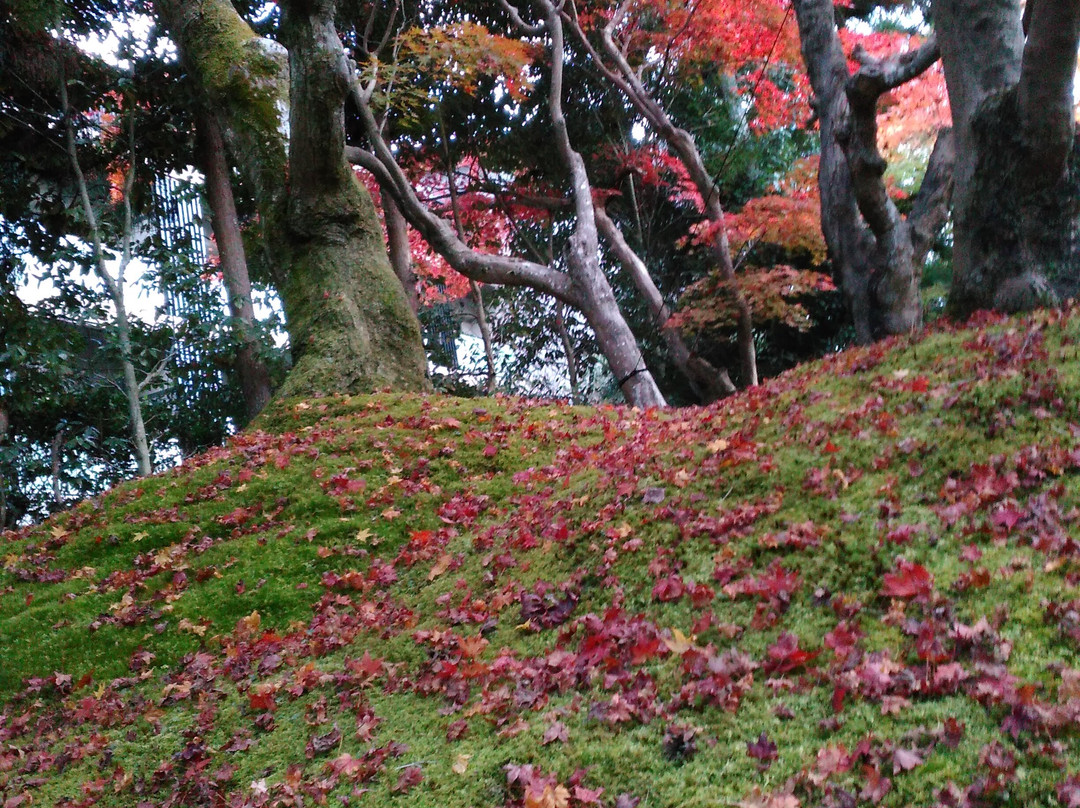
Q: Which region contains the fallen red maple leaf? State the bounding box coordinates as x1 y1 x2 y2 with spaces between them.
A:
881 559 933 599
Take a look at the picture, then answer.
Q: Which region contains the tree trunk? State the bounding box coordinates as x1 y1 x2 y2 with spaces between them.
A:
381 188 419 313
157 0 429 399
469 281 498 395
934 0 1080 314
793 0 953 341
60 74 153 477
595 205 735 401
554 302 580 404
196 107 273 420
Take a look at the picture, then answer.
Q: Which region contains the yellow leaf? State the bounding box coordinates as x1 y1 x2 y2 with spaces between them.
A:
355 528 372 544
132 531 148 542
662 628 696 655
428 553 452 581
612 522 632 539
706 438 729 454
179 618 207 637
451 753 472 775
295 402 311 410
239 610 261 634
524 784 571 808
50 524 68 540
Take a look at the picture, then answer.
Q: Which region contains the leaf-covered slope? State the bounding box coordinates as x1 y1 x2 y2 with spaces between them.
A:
3 307 1080 808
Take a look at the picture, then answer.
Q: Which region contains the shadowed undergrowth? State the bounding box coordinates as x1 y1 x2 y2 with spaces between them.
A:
3 306 1080 808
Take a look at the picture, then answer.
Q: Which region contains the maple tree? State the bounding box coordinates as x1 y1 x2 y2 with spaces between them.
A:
791 0 954 341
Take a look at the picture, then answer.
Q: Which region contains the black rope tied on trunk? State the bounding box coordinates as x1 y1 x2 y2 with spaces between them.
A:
617 366 649 389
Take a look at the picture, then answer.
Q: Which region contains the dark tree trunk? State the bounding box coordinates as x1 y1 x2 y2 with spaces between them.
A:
793 0 954 341
196 107 273 420
381 188 419 314
934 0 1080 314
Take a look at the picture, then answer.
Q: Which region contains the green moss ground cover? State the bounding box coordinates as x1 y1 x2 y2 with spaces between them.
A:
3 306 1080 808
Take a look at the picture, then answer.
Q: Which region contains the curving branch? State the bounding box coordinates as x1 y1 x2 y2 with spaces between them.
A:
344 144 577 303
563 0 758 386
595 205 736 400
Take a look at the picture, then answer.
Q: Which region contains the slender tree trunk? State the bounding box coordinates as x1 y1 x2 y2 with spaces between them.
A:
60 74 152 476
1 404 10 528
554 302 580 404
113 289 153 476
541 3 666 407
381 189 419 313
50 428 64 506
595 206 736 401
470 281 498 394
196 107 273 420
564 6 757 386
439 138 499 396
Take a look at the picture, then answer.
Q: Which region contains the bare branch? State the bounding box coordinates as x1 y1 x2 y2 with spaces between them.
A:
497 0 546 36
344 137 577 303
849 33 939 97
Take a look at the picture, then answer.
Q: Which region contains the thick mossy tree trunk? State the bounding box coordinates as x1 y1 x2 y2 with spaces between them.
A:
276 0 427 397
157 0 428 399
934 0 1080 315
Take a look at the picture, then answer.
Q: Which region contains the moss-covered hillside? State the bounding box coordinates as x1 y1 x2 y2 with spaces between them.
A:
4 307 1080 808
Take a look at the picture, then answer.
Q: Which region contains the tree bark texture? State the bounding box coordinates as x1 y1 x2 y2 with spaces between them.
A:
793 0 954 341
539 2 666 407
157 0 429 399
934 0 1080 314
381 188 419 313
196 107 273 420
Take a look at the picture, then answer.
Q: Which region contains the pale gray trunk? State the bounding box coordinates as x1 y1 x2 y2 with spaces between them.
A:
470 281 498 394
595 206 735 401
565 5 758 386
554 302 580 403
61 74 153 476
541 2 665 407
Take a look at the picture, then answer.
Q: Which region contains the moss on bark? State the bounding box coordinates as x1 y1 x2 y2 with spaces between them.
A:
277 177 429 398
159 0 429 398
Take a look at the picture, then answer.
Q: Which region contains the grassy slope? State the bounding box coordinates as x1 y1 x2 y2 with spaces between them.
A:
2 307 1080 808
